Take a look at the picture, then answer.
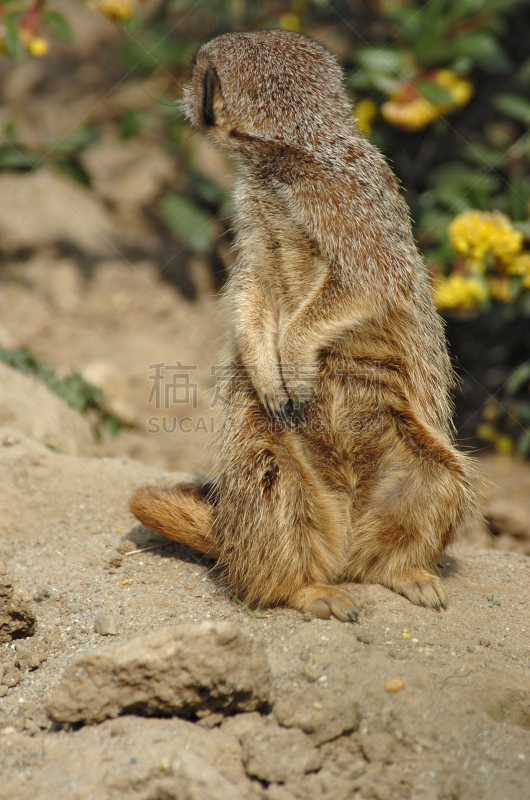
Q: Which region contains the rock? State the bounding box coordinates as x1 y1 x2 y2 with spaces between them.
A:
146 750 247 800
46 622 273 725
81 361 137 426
486 499 530 556
32 258 84 314
241 722 323 783
360 730 397 763
0 324 15 348
14 640 47 671
81 135 173 209
357 633 373 644
274 685 361 745
265 787 299 800
0 364 94 456
0 169 117 257
385 679 404 693
0 552 37 643
94 615 119 636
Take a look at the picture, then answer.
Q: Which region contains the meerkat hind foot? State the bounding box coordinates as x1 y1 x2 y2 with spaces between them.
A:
389 568 446 610
290 583 360 622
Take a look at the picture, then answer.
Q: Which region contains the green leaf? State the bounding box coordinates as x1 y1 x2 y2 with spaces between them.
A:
105 416 121 436
0 146 38 170
184 168 222 205
118 110 145 139
115 32 196 75
355 48 405 74
417 80 454 106
3 14 23 59
494 93 530 124
55 159 91 186
49 123 100 153
420 31 499 67
160 193 213 254
516 427 530 458
506 174 530 222
42 10 73 42
514 57 530 89
514 221 530 238
481 0 520 14
506 363 530 395
463 142 507 170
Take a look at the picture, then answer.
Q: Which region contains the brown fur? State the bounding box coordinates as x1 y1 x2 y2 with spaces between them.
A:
130 31 476 620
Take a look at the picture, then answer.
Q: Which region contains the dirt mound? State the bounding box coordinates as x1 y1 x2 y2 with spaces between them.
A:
0 434 529 800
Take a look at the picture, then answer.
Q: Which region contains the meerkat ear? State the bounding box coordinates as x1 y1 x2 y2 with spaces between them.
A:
201 65 221 127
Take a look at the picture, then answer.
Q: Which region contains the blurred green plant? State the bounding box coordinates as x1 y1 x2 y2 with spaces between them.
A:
0 0 72 58
0 346 120 436
351 0 519 131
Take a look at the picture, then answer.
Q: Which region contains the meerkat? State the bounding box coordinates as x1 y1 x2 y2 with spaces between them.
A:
131 30 476 621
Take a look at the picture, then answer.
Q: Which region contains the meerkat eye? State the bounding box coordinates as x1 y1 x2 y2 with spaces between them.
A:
201 66 219 127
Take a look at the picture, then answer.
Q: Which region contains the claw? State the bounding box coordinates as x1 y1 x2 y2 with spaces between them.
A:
292 401 305 424
279 399 294 426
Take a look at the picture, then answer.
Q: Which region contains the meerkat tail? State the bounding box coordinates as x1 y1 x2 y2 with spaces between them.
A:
130 484 218 558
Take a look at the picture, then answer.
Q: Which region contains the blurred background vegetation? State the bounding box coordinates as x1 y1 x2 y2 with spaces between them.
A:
1 0 530 456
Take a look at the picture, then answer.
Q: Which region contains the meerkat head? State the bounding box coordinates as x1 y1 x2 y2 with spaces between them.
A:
183 30 354 156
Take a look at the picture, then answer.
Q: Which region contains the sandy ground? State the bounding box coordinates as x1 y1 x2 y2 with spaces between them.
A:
0 258 529 800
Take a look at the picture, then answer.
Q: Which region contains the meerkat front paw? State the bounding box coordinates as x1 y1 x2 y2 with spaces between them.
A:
389 569 446 609
257 383 291 424
256 381 305 427
290 583 361 622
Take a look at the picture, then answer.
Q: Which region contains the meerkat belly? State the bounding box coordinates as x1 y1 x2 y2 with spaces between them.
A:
246 196 326 319
267 233 327 324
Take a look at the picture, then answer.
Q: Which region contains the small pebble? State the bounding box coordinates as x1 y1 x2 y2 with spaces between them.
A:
385 678 404 693
357 633 373 645
94 615 119 636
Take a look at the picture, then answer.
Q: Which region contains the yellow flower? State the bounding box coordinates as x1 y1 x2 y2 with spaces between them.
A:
448 210 523 266
382 70 473 131
477 423 496 443
26 36 49 57
482 401 499 423
433 273 487 311
507 252 530 276
382 96 437 131
354 98 377 137
495 435 513 455
279 13 301 32
488 276 512 302
19 22 49 57
477 424 513 454
434 70 473 109
91 0 135 21
465 258 487 274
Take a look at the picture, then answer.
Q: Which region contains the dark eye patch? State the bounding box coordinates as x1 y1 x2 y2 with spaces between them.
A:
201 66 218 127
